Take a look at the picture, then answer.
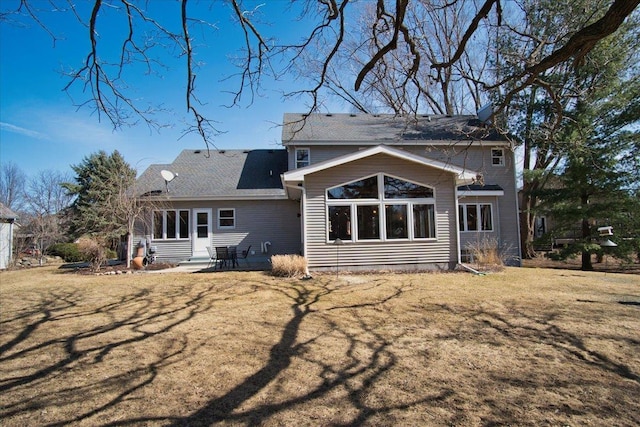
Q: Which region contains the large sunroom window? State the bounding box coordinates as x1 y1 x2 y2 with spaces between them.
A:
327 174 436 242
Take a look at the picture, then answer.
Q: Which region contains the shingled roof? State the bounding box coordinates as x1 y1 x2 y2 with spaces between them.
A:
282 113 506 143
0 202 18 220
135 149 288 199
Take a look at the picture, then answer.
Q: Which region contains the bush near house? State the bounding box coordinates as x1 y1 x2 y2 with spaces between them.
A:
271 254 307 277
47 243 84 263
77 238 116 272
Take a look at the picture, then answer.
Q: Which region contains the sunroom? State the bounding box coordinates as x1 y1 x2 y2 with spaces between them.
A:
282 145 479 271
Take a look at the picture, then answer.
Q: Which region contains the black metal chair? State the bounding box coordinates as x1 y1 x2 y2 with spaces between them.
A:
215 246 229 270
237 245 251 268
206 246 216 269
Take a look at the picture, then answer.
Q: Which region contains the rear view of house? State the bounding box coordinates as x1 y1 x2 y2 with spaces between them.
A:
134 113 521 271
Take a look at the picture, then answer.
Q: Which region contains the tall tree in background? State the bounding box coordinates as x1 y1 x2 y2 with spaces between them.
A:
539 65 640 270
22 170 74 262
2 1 637 149
63 150 136 245
0 161 26 213
495 0 640 258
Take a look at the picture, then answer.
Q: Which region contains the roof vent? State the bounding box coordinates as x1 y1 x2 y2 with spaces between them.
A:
194 150 201 154
477 103 493 123
326 114 333 117
219 150 226 154
350 113 356 117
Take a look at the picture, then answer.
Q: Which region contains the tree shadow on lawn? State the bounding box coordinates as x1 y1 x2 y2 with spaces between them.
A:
433 301 640 425
0 280 251 425
1 276 639 426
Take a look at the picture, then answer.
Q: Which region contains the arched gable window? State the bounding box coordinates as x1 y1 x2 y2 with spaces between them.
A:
327 174 436 242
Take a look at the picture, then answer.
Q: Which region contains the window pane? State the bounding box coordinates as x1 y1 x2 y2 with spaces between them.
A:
179 210 189 238
466 205 478 231
153 211 163 239
296 149 309 167
480 204 492 230
492 149 504 166
414 204 435 238
165 211 176 238
328 176 378 199
384 176 433 199
329 206 352 241
219 209 235 228
357 205 380 240
385 204 408 239
197 212 208 238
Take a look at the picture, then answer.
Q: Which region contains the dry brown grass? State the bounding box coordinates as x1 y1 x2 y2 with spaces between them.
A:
1 266 639 426
270 254 308 277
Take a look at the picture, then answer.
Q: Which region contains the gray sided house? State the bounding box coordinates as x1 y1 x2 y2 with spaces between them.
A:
133 149 301 263
0 202 18 269
134 113 521 270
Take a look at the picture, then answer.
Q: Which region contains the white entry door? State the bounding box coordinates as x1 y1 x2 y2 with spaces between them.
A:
192 208 212 257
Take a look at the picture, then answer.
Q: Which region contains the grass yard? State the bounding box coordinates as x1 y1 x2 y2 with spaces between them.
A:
1 266 639 426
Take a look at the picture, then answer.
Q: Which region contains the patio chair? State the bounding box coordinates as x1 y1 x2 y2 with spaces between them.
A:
215 246 229 270
238 245 251 268
227 246 239 268
206 246 216 269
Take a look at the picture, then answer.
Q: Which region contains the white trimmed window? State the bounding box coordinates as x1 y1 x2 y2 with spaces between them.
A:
295 148 310 168
491 148 505 166
218 208 236 229
327 174 437 242
153 210 190 240
459 203 493 232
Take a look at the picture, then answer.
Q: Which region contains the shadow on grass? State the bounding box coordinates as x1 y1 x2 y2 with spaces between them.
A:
2 275 638 426
0 281 255 425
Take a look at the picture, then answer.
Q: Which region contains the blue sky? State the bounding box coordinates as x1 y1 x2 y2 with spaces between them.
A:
0 1 329 178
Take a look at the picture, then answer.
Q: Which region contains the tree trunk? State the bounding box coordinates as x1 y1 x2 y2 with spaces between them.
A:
580 194 593 271
519 179 540 259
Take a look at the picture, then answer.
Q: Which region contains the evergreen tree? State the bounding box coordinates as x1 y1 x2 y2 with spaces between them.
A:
540 44 640 269
63 151 136 242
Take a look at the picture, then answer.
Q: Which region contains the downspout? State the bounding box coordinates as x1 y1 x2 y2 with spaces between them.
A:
300 186 310 277
455 176 483 275
454 178 462 266
283 180 310 277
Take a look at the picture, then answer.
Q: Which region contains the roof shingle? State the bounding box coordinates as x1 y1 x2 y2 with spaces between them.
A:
135 149 287 199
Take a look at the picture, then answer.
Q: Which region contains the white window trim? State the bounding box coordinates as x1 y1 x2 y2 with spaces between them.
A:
459 203 494 232
152 209 190 240
217 208 236 230
491 148 505 167
326 173 438 243
295 147 310 169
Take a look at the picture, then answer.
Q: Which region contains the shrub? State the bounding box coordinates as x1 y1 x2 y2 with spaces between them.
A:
47 243 84 263
77 237 108 272
271 254 308 277
465 238 512 270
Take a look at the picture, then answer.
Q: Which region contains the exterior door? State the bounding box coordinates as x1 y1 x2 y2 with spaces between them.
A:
192 208 212 257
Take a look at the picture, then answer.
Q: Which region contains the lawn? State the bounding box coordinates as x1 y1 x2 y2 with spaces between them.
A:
1 266 639 426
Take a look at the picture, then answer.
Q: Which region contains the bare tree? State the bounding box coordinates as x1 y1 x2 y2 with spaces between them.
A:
493 0 640 258
21 170 74 264
2 0 637 147
0 161 26 213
